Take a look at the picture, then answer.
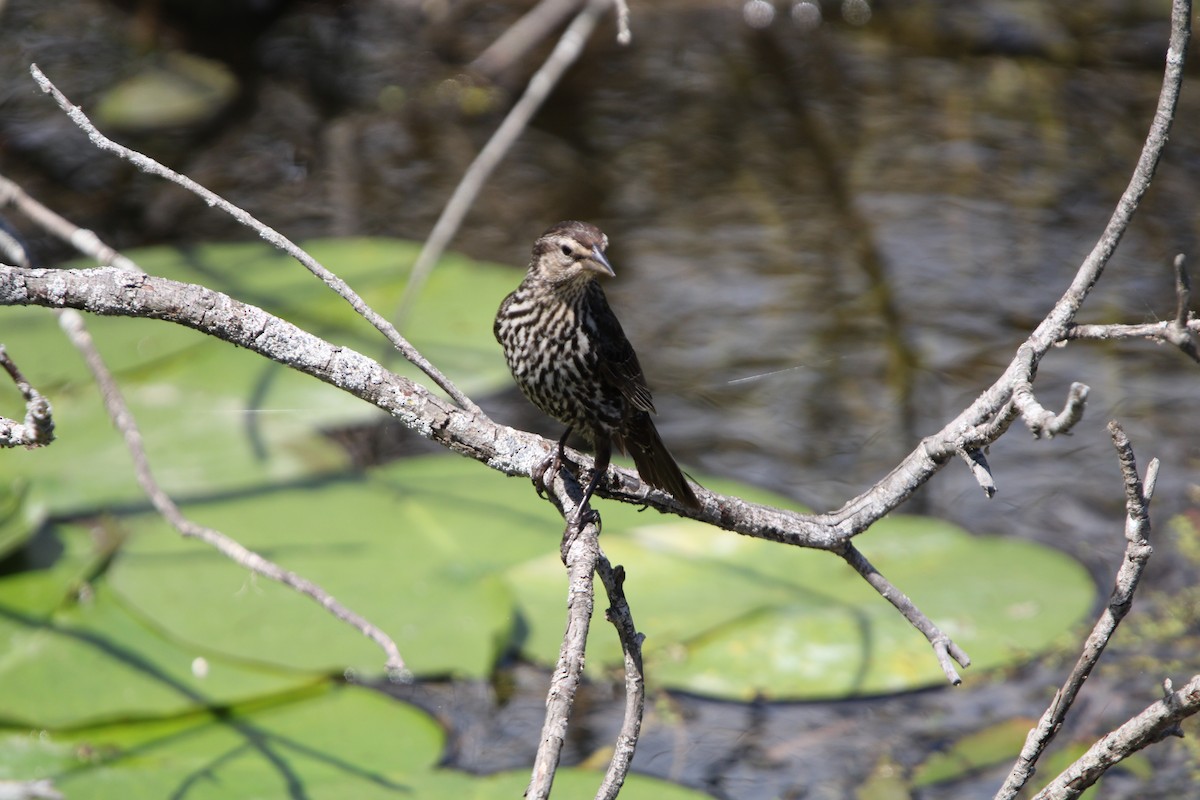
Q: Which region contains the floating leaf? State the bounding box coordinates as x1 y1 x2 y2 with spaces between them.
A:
0 685 710 799
94 52 239 132
1 440 1096 713
0 686 442 798
0 562 322 728
0 237 522 520
507 485 1096 700
104 457 561 680
0 479 34 560
911 717 1034 786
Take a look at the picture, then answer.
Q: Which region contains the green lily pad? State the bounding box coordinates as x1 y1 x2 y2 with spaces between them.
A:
94 52 239 132
0 684 710 800
912 717 1034 786
104 456 567 680
76 237 521 399
0 479 34 560
0 237 522 522
0 566 322 729
0 685 443 798
506 485 1096 700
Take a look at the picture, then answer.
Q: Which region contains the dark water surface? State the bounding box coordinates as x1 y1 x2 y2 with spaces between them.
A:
3 0 1199 796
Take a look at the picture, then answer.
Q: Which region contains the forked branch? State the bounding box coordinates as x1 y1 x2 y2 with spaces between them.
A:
996 422 1157 799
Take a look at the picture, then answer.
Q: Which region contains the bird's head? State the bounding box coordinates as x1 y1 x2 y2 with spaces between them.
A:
528 220 615 286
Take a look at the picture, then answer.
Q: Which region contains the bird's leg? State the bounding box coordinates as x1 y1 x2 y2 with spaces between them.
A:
571 441 610 528
532 427 573 498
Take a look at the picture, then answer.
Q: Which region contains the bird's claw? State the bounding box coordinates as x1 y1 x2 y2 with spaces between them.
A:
568 505 601 530
531 451 558 498
531 446 581 499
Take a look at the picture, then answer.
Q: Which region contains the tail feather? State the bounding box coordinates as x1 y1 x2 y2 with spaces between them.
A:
616 412 701 509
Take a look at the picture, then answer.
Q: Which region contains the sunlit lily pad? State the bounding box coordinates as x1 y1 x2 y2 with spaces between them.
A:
94 52 239 132
0 685 443 798
506 481 1096 700
911 717 1035 787
0 684 710 799
0 237 522 525
104 457 560 679
0 480 33 561
0 559 322 728
51 451 1096 701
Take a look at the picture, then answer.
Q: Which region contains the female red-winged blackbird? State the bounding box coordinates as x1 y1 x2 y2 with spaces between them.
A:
494 221 700 523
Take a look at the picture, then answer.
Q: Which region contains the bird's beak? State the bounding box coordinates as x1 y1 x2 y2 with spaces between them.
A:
588 246 616 278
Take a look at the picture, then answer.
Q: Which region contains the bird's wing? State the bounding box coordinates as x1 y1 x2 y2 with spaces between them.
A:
588 287 657 414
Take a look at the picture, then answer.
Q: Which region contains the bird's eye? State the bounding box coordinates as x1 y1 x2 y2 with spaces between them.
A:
560 244 572 257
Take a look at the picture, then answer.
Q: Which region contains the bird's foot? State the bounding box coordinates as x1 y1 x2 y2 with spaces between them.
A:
561 506 601 561
531 446 582 499
569 505 601 530
531 450 559 499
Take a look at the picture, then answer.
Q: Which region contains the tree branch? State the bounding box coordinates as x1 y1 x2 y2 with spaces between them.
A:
822 0 1189 528
527 514 601 800
1063 254 1200 364
56 306 409 677
995 421 1157 799
0 345 55 449
27 65 480 416
839 542 971 684
1031 674 1200 800
396 0 616 325
594 556 645 800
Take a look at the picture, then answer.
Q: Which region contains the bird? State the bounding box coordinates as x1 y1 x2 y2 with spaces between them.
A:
494 220 701 524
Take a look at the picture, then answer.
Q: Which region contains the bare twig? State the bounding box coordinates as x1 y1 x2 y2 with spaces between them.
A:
27 66 480 416
839 543 971 684
1174 253 1192 326
0 345 55 449
1066 318 1200 344
520 429 642 798
0 175 139 272
1063 254 1200 363
527 514 601 800
470 0 584 77
823 0 1188 529
1012 345 1091 439
395 0 613 325
56 309 409 678
612 0 631 44
1013 372 1091 439
956 447 996 497
1031 674 1200 800
0 177 408 677
995 421 1157 800
594 556 645 800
